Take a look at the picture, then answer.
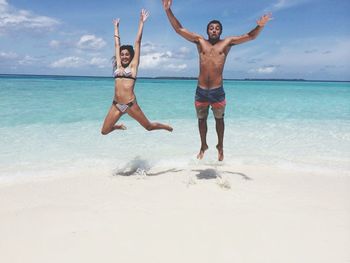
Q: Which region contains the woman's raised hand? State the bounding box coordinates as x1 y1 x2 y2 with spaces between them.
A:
140 9 150 23
113 18 120 27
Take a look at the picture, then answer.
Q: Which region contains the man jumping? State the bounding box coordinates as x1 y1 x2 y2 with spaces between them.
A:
162 0 272 161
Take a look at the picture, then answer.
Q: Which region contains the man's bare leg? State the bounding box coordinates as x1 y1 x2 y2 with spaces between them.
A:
197 118 209 159
215 118 224 161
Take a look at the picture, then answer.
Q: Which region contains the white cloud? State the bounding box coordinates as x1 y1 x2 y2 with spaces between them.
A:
179 46 190 54
77 35 106 50
0 51 41 67
89 57 108 68
259 0 311 14
142 42 158 55
18 55 37 65
253 66 277 74
166 63 187 71
140 51 189 72
139 42 193 71
0 0 60 33
0 0 7 10
161 51 173 58
142 42 193 58
49 35 106 52
140 52 165 69
273 0 290 10
49 40 61 48
50 56 85 68
50 56 108 69
0 51 18 59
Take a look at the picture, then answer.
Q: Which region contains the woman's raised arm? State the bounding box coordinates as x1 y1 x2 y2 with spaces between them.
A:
113 18 122 68
131 9 149 67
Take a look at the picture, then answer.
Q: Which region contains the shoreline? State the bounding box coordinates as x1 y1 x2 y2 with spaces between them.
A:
1 152 349 186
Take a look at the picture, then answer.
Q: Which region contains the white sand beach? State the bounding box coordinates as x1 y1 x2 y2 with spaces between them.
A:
0 164 349 263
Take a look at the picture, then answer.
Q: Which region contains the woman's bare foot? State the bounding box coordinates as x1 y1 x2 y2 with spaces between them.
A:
113 124 127 131
165 125 173 132
197 145 208 160
216 145 224 161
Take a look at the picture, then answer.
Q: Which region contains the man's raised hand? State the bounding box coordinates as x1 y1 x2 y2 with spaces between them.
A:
162 0 172 10
257 13 272 27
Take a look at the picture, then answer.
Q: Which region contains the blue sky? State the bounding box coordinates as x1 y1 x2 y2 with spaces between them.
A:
0 0 349 80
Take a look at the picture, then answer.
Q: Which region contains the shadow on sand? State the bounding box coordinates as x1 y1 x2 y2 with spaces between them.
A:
193 168 252 181
113 156 183 177
112 157 251 180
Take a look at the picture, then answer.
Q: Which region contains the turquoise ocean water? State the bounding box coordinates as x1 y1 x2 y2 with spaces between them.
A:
0 75 349 182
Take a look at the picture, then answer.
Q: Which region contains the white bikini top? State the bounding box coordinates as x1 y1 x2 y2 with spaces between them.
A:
113 67 136 80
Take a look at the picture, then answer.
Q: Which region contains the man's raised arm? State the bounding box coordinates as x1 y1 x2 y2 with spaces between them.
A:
228 13 272 45
162 0 202 43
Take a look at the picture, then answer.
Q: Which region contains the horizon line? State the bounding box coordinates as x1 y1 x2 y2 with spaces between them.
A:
0 73 349 83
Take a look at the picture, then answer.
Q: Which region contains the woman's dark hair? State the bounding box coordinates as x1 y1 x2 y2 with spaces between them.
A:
112 45 135 71
120 45 135 61
206 20 223 34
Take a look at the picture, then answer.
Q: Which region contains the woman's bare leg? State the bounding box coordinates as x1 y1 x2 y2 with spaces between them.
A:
101 105 126 135
127 103 173 132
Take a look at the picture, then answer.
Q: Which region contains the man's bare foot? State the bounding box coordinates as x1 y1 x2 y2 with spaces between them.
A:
197 145 208 160
216 145 224 161
113 124 127 130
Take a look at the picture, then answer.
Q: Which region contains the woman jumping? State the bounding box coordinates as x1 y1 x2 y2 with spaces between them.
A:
101 9 173 135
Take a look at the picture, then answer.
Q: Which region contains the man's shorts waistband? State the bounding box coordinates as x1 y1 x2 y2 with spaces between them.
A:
195 86 226 108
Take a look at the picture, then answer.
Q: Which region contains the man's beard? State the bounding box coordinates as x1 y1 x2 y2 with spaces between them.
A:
208 36 220 45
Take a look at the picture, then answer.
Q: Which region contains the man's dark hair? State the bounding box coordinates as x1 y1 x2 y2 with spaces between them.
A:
207 20 223 34
120 45 135 61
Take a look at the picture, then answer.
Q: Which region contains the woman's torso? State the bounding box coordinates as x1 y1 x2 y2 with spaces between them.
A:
113 66 137 104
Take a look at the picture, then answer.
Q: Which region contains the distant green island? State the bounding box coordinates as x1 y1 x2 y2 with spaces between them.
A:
0 74 349 82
